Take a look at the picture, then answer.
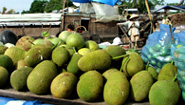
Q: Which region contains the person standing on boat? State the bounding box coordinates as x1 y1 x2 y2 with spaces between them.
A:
117 14 140 48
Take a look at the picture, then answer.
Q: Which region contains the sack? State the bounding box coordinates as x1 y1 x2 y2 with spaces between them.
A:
141 24 175 72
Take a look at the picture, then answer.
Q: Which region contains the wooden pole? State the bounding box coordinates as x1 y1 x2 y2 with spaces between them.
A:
145 0 155 32
61 0 66 31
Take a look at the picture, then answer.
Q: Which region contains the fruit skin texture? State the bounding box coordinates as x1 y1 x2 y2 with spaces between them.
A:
67 53 82 75
77 71 104 102
0 45 8 54
157 63 177 81
16 36 35 51
50 72 78 98
4 46 25 65
123 52 145 77
66 33 85 50
52 46 70 67
27 60 58 95
102 68 119 80
0 66 9 88
58 31 72 42
10 67 33 91
105 45 126 58
78 50 111 72
84 40 99 51
149 80 181 105
147 66 158 80
130 71 154 102
104 71 130 105
0 55 14 72
105 45 126 69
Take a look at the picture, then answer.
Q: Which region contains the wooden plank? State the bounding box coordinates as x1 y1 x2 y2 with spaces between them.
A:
0 87 151 105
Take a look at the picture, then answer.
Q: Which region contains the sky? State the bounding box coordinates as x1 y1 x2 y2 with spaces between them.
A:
0 0 182 13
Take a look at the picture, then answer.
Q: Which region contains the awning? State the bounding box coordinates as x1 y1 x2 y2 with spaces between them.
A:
70 0 118 6
153 5 185 13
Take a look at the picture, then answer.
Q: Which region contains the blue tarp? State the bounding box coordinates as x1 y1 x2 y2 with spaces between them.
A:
70 0 89 3
70 0 118 6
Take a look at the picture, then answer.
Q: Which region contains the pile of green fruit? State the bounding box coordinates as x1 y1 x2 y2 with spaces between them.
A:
0 31 183 105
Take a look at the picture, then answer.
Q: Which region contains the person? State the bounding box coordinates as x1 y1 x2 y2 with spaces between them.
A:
117 14 140 48
67 24 75 32
165 17 172 25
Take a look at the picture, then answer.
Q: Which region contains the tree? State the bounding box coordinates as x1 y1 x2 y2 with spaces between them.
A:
6 9 15 14
44 0 74 13
117 0 155 13
22 0 48 13
151 0 164 5
2 7 7 14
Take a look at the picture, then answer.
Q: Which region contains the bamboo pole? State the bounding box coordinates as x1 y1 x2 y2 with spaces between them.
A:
61 0 66 31
145 0 155 32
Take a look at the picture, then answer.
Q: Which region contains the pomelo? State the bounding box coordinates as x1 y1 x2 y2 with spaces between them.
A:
58 31 72 42
66 33 85 50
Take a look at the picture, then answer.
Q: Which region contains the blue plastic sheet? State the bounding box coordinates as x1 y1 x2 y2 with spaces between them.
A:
0 96 53 105
171 44 185 102
91 0 118 6
70 0 118 6
141 24 175 72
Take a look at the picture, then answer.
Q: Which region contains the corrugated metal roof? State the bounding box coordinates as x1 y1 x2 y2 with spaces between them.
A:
0 13 62 26
0 13 62 22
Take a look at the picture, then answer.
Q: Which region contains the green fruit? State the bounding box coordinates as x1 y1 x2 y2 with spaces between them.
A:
24 45 52 67
67 53 82 75
50 38 65 47
16 36 35 51
59 44 75 57
52 46 70 67
78 50 111 72
10 67 33 91
105 45 126 69
78 48 91 56
105 45 126 58
104 71 130 105
58 31 72 42
123 52 145 77
147 66 158 80
102 68 119 80
84 40 99 51
0 66 9 88
66 33 85 50
31 44 53 59
149 80 181 105
32 39 54 49
77 71 104 101
32 38 43 45
157 63 177 81
24 48 44 67
50 72 78 98
0 45 8 54
130 71 154 102
27 60 58 95
16 59 27 70
0 55 14 71
4 46 25 65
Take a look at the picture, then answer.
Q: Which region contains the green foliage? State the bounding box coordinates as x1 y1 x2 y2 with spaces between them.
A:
22 0 74 13
151 0 165 5
22 0 48 13
117 0 164 13
44 0 74 13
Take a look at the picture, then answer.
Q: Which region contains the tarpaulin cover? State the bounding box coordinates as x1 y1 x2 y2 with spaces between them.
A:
91 0 118 6
70 0 118 6
70 0 89 3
